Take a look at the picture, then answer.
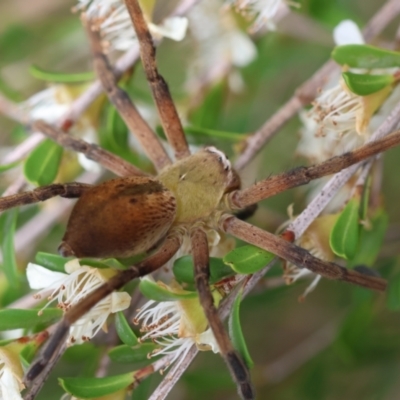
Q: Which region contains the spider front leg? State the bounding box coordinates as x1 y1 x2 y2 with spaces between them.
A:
24 234 182 387
220 216 386 292
85 23 171 171
0 182 92 212
228 130 400 209
125 0 191 161
191 228 254 400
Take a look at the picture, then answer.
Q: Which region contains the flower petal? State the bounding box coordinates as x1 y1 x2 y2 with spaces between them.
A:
110 292 131 313
26 263 67 290
149 17 188 41
333 20 364 46
0 367 23 400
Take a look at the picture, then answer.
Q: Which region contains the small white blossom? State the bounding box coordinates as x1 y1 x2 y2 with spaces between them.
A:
27 260 131 345
186 0 257 92
0 348 24 400
134 278 220 374
20 85 101 172
75 0 188 52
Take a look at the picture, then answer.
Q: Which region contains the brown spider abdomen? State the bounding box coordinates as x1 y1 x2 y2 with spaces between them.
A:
59 176 176 258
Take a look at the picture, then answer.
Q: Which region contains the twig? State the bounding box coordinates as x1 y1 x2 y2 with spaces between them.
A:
23 343 66 400
262 314 342 384
234 0 400 171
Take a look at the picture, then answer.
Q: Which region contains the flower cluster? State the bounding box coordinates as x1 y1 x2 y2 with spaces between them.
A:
134 278 220 373
27 259 131 344
75 0 188 52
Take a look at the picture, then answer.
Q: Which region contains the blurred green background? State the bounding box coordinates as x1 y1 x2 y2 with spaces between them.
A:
1 1 400 399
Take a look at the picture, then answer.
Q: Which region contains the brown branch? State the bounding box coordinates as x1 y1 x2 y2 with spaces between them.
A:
234 0 400 171
125 0 191 160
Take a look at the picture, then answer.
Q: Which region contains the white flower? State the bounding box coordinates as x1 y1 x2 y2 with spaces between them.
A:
134 278 220 374
186 0 256 92
0 348 24 400
20 85 102 172
283 215 336 300
231 0 292 32
75 0 188 52
27 260 131 345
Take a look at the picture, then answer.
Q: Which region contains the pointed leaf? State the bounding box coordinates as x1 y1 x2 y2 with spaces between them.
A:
139 277 197 301
229 290 253 369
24 139 63 186
330 198 360 260
115 312 138 347
0 308 62 331
342 72 394 96
332 45 400 68
223 245 275 274
108 343 158 363
30 64 94 83
59 372 134 399
1 209 19 286
35 252 69 273
348 209 388 268
173 256 235 285
184 126 243 142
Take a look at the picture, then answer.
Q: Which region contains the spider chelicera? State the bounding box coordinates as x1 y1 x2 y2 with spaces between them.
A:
1 1 400 399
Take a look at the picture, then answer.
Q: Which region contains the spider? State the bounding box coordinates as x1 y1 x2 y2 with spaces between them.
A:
1 1 400 399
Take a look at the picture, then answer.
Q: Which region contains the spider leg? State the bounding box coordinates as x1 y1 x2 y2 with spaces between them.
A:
191 228 254 400
220 216 387 292
125 0 191 161
85 23 171 172
0 182 92 212
32 120 144 177
24 234 181 387
227 130 400 209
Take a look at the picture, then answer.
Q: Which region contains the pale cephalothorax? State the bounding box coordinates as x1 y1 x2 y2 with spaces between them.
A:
158 146 238 222
58 146 238 259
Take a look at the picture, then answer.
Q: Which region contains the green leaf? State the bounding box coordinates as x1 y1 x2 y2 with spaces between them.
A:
0 161 20 173
0 308 62 331
330 198 360 260
332 45 400 69
387 273 400 311
342 72 394 96
115 312 138 347
20 342 38 365
35 252 69 273
108 343 158 364
59 372 134 399
223 245 275 274
139 277 197 301
229 290 254 369
106 103 129 150
1 209 19 286
184 126 243 142
173 256 235 285
30 64 94 83
24 139 64 186
348 209 388 268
